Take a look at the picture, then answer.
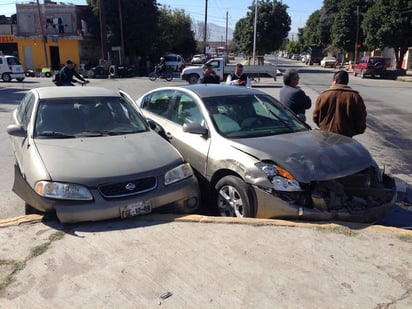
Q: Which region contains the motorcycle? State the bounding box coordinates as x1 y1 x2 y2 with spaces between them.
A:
148 65 173 81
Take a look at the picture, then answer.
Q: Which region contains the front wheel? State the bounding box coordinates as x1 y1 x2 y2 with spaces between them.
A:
188 74 199 84
165 72 173 81
148 71 157 81
215 175 256 218
2 73 11 82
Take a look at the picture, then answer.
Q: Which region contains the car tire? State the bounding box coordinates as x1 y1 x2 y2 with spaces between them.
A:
148 72 157 81
25 203 43 215
2 73 11 82
188 74 199 84
361 70 365 79
353 70 357 77
215 175 256 218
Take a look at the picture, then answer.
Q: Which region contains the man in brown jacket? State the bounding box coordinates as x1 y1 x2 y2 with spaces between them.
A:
313 70 366 137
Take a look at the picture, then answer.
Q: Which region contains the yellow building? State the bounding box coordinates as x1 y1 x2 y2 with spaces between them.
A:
14 2 98 72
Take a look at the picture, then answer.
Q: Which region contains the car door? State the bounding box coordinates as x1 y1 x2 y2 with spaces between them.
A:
141 90 211 176
12 92 36 170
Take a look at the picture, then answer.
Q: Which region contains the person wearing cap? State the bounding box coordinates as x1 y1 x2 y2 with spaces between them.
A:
59 59 87 86
226 63 251 87
198 63 220 84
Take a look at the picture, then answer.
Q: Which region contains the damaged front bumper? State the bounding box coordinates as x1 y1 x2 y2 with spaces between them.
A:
254 170 397 223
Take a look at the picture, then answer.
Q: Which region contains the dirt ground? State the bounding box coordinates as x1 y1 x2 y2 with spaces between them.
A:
0 214 411 308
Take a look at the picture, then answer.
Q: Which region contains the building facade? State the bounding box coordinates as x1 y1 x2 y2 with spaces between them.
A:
13 2 98 72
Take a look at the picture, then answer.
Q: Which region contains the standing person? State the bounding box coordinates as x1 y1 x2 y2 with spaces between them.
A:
199 63 220 84
226 63 251 87
59 60 87 86
279 69 311 121
313 70 367 137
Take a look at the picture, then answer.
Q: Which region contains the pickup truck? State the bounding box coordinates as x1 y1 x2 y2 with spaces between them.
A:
181 57 278 84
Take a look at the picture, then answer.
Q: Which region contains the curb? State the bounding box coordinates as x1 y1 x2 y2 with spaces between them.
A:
1 213 411 237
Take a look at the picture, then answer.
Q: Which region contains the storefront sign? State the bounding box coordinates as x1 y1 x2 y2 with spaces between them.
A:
0 35 15 43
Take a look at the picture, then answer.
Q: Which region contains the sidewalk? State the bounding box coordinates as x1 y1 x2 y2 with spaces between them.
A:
0 214 411 307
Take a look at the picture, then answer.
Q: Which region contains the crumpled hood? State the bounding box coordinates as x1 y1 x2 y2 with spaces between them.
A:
231 130 376 183
34 132 183 185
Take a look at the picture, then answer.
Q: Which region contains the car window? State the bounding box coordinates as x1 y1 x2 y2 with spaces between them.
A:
203 94 308 138
17 92 35 129
7 57 21 65
171 93 203 125
142 90 174 117
35 96 148 137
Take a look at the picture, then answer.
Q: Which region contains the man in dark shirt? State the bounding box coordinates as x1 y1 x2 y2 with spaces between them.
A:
226 63 250 86
59 59 87 86
279 69 311 121
199 63 220 84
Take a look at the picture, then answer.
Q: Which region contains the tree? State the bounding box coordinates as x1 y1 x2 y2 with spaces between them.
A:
300 10 322 47
233 0 290 57
155 7 197 58
362 0 412 69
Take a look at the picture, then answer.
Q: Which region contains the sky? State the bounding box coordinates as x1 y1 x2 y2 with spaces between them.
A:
1 0 323 34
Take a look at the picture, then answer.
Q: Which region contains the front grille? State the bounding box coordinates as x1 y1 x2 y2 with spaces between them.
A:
98 177 157 198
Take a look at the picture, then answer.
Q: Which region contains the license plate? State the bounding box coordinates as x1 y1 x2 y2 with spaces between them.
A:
120 201 151 219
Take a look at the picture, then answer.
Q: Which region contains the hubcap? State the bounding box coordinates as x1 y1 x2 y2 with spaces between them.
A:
217 185 244 217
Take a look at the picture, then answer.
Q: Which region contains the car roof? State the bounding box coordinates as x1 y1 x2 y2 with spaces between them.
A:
33 86 120 99
170 84 264 98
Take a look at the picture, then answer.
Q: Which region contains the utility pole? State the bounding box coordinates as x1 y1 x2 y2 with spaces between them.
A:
225 11 228 53
36 0 49 68
252 1 258 65
118 0 125 65
203 0 208 54
354 5 359 62
99 0 108 61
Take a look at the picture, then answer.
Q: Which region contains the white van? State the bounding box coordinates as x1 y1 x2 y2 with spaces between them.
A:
164 54 185 72
0 55 25 82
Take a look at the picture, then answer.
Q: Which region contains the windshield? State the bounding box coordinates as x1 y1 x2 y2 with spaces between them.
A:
35 96 148 138
203 94 308 138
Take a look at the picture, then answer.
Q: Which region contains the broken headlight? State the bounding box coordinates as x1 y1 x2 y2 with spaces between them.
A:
256 162 302 192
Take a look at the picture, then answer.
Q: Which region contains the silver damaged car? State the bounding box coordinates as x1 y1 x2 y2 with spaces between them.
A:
137 84 396 223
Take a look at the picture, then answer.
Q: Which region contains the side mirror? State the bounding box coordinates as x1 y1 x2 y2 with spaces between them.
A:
146 118 157 130
7 124 27 137
183 122 208 135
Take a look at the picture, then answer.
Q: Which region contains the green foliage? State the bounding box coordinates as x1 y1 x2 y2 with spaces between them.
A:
285 41 304 54
155 7 197 58
362 0 412 67
233 0 291 56
299 0 411 68
86 0 196 60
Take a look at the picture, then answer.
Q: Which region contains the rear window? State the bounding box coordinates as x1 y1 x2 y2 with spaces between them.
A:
164 56 177 62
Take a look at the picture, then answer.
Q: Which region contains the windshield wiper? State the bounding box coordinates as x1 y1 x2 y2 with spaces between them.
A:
37 131 76 138
254 96 294 130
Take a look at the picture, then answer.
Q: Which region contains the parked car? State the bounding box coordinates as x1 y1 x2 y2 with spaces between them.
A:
320 56 337 68
353 56 388 79
191 54 206 65
6 86 199 223
305 46 324 65
291 54 300 61
164 54 185 72
0 55 25 82
136 85 396 223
